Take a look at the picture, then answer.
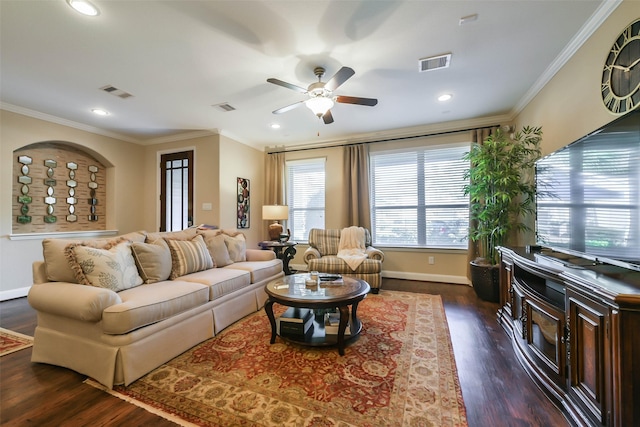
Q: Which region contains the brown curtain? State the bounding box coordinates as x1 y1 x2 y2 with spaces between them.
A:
343 144 371 230
467 128 496 277
264 152 285 205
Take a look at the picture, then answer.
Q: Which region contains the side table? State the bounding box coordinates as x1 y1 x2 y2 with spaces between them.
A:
258 241 297 275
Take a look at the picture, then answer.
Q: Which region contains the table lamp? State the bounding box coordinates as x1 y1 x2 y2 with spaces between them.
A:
262 205 289 241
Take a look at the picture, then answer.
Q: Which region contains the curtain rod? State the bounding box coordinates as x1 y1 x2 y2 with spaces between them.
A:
266 124 499 154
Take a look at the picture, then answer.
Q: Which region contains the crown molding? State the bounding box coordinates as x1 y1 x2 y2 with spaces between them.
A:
0 102 141 144
143 130 219 145
266 113 513 153
513 0 622 114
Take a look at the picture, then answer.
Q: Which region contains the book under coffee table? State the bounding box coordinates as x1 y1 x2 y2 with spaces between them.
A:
264 274 370 355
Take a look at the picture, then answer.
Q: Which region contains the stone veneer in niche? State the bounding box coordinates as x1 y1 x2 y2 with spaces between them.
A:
12 142 107 234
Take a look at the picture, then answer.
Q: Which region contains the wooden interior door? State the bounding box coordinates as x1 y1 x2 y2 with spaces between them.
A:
160 151 193 232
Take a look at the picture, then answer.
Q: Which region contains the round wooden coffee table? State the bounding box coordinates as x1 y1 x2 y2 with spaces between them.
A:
264 274 370 355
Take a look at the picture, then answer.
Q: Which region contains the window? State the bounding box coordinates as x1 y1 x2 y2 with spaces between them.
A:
287 158 326 242
160 151 193 232
370 144 469 248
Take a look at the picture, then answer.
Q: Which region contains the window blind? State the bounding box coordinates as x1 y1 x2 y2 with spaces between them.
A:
286 158 326 242
370 144 469 248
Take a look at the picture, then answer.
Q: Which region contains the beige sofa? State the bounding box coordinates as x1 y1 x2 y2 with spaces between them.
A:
27 228 283 389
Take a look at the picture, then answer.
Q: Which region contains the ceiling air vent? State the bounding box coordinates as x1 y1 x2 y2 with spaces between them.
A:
419 53 452 72
99 84 133 99
212 102 236 112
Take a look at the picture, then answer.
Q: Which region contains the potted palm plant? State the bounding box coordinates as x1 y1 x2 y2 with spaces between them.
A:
462 126 543 302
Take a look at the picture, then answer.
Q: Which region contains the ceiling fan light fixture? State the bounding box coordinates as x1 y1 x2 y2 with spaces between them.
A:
305 96 334 117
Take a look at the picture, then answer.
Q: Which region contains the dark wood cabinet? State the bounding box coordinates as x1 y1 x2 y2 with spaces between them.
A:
566 290 609 425
498 247 640 427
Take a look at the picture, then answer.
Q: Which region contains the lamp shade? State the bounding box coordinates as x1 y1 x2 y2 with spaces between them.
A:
262 205 289 221
305 97 334 117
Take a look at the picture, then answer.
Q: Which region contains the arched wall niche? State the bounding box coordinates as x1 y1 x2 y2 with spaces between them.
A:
12 140 111 234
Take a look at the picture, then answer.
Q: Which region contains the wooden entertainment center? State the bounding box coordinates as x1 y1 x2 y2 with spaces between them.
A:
497 247 640 427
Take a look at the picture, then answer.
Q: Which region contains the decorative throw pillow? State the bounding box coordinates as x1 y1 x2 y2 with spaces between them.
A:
43 233 146 283
65 240 143 291
131 239 172 284
223 232 246 262
164 234 214 279
146 228 197 244
202 233 233 267
43 238 84 283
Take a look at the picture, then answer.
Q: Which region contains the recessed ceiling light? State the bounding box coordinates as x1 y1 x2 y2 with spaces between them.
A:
270 123 281 129
91 108 109 116
459 14 478 25
438 94 453 102
67 0 100 16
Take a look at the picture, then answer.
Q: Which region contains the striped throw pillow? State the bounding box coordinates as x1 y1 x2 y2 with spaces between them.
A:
164 234 214 279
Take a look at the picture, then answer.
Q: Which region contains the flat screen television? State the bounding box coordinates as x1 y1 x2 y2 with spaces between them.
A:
535 108 640 272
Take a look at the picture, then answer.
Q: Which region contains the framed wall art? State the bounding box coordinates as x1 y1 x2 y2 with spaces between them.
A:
237 177 250 228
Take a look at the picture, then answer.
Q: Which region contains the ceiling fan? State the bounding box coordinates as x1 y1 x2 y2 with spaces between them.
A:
267 66 378 124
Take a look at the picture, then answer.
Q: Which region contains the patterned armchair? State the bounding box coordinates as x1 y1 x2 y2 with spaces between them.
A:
303 228 384 293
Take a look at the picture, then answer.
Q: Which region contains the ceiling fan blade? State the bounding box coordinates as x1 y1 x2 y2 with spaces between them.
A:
324 67 355 91
272 100 306 114
336 95 378 107
322 110 334 124
267 78 308 94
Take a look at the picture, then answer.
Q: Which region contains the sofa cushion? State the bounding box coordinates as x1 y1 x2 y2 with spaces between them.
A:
131 239 172 284
225 259 282 284
178 268 252 301
66 240 144 291
202 233 233 267
307 256 382 274
223 233 246 262
165 235 214 280
146 228 197 243
42 232 146 283
102 280 209 334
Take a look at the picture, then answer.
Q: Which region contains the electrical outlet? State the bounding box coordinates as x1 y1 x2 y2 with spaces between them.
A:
428 256 435 265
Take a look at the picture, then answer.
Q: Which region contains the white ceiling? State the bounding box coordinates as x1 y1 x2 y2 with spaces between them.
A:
0 0 615 151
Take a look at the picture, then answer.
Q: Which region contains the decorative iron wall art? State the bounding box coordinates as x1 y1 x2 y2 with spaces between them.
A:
17 155 33 224
88 165 98 221
12 142 106 234
237 177 250 229
66 162 78 222
44 159 57 223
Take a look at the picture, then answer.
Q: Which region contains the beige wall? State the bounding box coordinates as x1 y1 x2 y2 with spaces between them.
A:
139 134 220 233
219 134 265 246
139 133 266 246
515 1 636 154
0 110 146 297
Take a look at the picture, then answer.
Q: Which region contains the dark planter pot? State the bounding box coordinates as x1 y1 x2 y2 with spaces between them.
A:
470 261 500 302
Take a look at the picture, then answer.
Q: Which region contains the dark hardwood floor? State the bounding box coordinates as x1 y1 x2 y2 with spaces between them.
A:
0 279 569 426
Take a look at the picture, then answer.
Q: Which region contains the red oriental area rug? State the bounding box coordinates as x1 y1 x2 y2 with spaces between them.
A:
0 328 33 356
88 290 467 426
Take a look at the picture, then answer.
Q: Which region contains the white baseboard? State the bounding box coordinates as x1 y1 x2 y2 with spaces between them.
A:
1 286 30 302
289 264 470 286
382 270 471 286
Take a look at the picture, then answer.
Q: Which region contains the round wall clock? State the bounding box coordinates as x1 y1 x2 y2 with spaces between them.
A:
601 18 640 115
